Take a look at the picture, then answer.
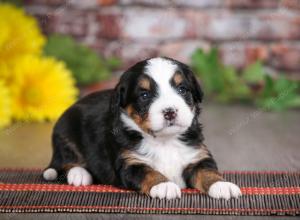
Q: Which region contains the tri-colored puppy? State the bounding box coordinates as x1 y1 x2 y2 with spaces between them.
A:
43 57 241 200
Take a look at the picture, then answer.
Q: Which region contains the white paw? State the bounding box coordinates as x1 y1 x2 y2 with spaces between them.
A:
67 167 93 186
208 181 242 200
43 168 58 181
149 182 181 199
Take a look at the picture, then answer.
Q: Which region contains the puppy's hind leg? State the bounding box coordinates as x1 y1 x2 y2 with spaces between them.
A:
44 134 93 186
43 161 93 187
43 149 63 181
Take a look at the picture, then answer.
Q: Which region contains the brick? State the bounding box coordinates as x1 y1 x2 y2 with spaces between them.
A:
286 72 300 79
204 12 253 41
119 42 159 65
270 44 300 71
97 13 121 39
23 0 300 76
220 43 247 68
245 45 269 64
159 40 210 63
203 11 300 40
24 0 66 6
53 10 91 37
25 4 90 37
280 0 300 10
34 14 58 34
121 8 188 40
220 43 269 68
68 0 98 9
171 0 223 8
225 0 280 9
120 9 208 40
25 0 116 7
95 40 209 68
256 12 300 40
120 0 172 7
182 10 210 38
91 41 159 66
120 0 223 7
98 0 117 6
69 0 116 8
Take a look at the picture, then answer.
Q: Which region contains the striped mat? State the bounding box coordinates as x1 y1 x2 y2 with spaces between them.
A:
0 169 299 215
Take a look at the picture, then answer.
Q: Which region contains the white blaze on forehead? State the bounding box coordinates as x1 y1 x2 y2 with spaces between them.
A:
145 57 177 86
143 57 194 135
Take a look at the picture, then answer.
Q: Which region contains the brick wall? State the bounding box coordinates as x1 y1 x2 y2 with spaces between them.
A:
24 0 300 78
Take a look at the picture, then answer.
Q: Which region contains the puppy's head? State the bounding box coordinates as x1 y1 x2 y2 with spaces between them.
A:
112 57 203 137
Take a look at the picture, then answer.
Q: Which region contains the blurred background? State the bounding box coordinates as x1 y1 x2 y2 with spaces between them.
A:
0 0 299 171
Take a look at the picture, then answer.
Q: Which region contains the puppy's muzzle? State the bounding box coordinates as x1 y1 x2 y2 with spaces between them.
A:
163 108 177 121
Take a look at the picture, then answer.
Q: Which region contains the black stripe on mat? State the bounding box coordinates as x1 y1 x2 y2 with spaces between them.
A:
0 191 299 215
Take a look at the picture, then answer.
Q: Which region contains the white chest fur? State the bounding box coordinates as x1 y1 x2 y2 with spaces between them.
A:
135 136 201 188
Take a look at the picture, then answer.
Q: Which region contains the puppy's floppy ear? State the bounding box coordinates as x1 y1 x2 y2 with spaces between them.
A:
173 59 204 104
190 71 204 103
185 68 204 104
110 74 129 114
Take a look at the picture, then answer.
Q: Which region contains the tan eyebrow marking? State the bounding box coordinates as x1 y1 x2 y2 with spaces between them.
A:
173 72 183 86
139 78 151 90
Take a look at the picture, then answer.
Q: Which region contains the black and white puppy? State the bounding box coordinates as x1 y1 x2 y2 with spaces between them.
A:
43 57 241 200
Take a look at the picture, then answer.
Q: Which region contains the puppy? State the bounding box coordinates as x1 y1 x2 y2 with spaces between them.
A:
43 57 241 200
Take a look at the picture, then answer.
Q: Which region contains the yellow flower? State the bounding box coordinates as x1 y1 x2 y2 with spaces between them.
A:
0 4 45 80
0 80 11 128
9 55 78 122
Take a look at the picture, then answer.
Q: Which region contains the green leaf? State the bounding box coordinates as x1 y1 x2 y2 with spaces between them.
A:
242 61 265 83
106 56 122 69
273 75 296 93
44 34 121 86
261 75 275 97
191 47 300 111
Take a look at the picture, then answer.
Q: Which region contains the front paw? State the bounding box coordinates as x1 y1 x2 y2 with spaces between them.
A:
149 181 181 199
208 181 242 200
67 167 93 186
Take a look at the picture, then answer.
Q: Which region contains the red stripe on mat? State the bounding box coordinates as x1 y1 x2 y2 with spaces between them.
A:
1 183 300 195
0 205 299 213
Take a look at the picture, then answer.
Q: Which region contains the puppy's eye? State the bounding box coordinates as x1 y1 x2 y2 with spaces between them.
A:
177 85 188 95
140 91 150 101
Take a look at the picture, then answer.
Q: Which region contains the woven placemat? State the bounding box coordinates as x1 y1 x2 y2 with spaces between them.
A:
0 169 299 215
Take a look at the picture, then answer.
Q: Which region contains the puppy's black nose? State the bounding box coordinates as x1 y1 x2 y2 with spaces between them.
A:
163 108 177 121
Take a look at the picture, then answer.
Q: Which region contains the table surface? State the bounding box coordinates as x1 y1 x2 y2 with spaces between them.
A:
0 102 299 171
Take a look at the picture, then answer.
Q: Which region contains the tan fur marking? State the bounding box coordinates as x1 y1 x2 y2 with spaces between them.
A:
140 168 168 195
139 78 151 90
121 150 145 167
192 169 223 192
121 150 168 194
126 105 151 133
186 144 223 192
173 72 183 86
126 105 134 115
196 145 210 161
